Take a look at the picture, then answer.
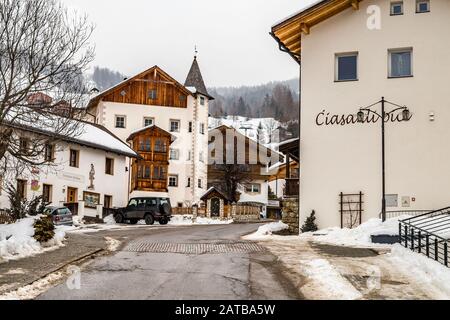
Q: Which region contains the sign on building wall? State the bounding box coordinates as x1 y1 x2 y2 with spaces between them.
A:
59 172 85 184
83 191 100 209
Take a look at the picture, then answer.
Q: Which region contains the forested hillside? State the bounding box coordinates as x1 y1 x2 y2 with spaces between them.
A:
208 78 299 122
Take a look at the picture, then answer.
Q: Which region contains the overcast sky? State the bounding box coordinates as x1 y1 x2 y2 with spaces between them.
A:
62 0 317 87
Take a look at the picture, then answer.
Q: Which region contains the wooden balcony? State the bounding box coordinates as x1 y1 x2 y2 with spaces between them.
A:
132 178 168 192
284 178 299 198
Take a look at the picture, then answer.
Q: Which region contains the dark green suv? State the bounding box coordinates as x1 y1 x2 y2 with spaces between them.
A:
114 197 172 225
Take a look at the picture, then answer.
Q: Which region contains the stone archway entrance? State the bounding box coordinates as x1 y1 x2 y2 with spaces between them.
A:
211 197 221 217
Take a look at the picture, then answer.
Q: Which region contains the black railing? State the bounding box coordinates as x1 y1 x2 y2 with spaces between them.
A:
399 207 450 267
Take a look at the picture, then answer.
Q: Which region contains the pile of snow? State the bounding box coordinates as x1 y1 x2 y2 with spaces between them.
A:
300 259 362 300
313 216 410 248
0 217 66 262
244 221 289 240
103 215 116 225
169 215 194 226
196 217 234 225
389 244 450 299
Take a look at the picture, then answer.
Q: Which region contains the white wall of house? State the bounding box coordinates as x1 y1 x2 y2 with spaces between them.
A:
269 179 285 199
300 0 450 228
0 142 130 217
95 94 209 206
238 179 269 205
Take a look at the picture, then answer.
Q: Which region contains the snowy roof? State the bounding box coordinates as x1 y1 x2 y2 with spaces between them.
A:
201 186 232 201
4 110 138 158
271 0 326 28
277 137 300 148
209 124 284 162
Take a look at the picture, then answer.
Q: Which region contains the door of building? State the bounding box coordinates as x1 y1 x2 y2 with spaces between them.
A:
66 187 78 215
67 187 78 203
211 198 220 217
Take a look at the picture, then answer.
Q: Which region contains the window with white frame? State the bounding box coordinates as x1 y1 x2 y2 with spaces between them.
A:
115 115 126 128
389 48 413 78
199 123 205 135
187 177 191 187
188 121 193 133
198 179 203 189
245 183 261 194
335 52 358 81
200 96 206 106
169 175 178 187
199 151 204 163
143 117 154 127
390 1 403 15
170 120 180 133
187 150 192 161
416 0 430 13
170 149 180 160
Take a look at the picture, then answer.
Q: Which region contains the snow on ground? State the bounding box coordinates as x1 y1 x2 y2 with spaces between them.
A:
388 244 450 299
0 217 66 262
300 258 362 300
243 221 289 240
0 269 66 300
169 215 233 226
311 216 411 248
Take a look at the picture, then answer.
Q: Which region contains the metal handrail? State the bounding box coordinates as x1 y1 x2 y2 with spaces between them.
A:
400 206 450 223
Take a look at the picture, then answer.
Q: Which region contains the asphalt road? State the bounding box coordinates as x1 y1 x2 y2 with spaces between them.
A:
37 224 302 300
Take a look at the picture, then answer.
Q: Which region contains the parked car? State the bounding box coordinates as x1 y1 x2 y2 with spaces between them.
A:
114 197 172 225
43 206 74 226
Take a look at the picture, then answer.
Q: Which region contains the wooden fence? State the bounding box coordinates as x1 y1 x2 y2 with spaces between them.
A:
232 204 261 221
0 210 15 225
172 204 260 221
171 207 193 215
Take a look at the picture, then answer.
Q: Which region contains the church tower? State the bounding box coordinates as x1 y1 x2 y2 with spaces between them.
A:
185 55 213 204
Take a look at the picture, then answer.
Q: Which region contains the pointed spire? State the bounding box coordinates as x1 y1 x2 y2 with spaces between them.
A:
185 55 212 99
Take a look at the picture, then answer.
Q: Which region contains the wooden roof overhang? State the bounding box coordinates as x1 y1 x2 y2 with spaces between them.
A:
279 138 299 163
87 66 194 109
126 125 176 143
271 0 363 64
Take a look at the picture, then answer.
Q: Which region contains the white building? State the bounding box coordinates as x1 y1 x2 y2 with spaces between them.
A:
0 119 137 218
87 58 212 207
272 0 450 228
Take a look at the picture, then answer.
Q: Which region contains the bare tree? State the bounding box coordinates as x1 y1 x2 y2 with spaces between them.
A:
211 164 252 203
0 0 94 178
264 119 280 145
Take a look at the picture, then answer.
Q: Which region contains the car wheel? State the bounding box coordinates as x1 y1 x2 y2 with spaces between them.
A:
145 214 155 225
114 214 124 224
159 219 168 225
160 203 171 215
129 219 138 225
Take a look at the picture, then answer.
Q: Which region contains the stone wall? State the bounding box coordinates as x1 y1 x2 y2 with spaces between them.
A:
282 198 299 235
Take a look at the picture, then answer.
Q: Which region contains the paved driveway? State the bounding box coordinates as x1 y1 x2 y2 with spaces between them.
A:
37 224 302 300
